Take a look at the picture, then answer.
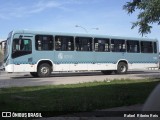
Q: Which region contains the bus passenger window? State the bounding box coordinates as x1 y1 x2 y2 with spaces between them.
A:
35 35 53 51
55 38 61 50
111 39 126 52
141 41 153 53
127 40 140 53
55 36 74 51
75 37 92 51
94 38 110 52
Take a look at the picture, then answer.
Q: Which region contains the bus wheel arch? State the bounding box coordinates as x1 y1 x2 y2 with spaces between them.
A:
37 60 53 77
116 60 128 74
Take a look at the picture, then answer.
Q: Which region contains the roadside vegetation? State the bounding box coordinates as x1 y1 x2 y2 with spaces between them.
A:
0 79 159 115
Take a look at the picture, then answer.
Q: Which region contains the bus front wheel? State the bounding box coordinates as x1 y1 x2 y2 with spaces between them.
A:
116 62 128 74
37 63 51 77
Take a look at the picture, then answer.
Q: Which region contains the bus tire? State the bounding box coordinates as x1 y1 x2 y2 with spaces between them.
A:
37 63 51 77
116 62 128 74
101 70 112 75
30 72 38 77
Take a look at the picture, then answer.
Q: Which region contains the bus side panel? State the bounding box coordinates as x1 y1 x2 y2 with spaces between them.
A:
94 52 123 70
53 51 96 71
124 53 159 69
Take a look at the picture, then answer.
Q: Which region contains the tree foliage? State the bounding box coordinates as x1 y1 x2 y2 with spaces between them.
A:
123 0 160 35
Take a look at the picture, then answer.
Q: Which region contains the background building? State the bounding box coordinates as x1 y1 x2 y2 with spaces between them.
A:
0 40 6 54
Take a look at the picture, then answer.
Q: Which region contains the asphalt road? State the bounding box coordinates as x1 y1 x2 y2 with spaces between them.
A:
0 70 160 88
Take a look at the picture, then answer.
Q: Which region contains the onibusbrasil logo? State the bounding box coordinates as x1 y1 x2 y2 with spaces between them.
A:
2 112 42 118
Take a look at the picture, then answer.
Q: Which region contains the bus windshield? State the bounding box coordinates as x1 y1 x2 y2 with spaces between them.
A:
4 31 12 63
4 38 9 63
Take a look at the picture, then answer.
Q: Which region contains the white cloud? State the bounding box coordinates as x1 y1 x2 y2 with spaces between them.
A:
28 0 62 14
0 0 76 19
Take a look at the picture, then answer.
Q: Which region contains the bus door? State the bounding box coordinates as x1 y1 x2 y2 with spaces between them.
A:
12 34 34 72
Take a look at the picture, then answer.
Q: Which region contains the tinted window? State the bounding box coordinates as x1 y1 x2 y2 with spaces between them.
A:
94 38 110 52
55 36 74 51
111 39 126 52
75 37 92 51
141 41 153 53
154 42 157 53
12 39 32 58
35 35 53 51
12 39 32 51
127 40 140 53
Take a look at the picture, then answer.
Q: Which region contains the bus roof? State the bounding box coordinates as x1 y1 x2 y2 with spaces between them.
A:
11 30 158 42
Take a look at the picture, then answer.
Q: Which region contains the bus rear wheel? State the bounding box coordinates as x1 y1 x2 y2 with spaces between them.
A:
116 62 128 74
37 63 51 77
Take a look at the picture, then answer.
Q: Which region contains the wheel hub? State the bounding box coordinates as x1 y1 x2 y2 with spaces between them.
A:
41 67 48 74
120 66 126 72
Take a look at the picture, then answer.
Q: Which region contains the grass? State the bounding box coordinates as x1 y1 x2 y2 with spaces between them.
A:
0 79 159 114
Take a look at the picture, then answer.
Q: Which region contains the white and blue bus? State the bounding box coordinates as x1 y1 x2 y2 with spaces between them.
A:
4 30 159 77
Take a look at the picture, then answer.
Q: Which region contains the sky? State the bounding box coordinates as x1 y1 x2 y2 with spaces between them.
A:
0 0 159 43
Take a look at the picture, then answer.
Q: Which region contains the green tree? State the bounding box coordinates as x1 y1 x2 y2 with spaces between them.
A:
123 0 160 36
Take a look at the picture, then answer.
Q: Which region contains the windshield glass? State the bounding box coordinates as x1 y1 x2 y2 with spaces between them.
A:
4 31 12 62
